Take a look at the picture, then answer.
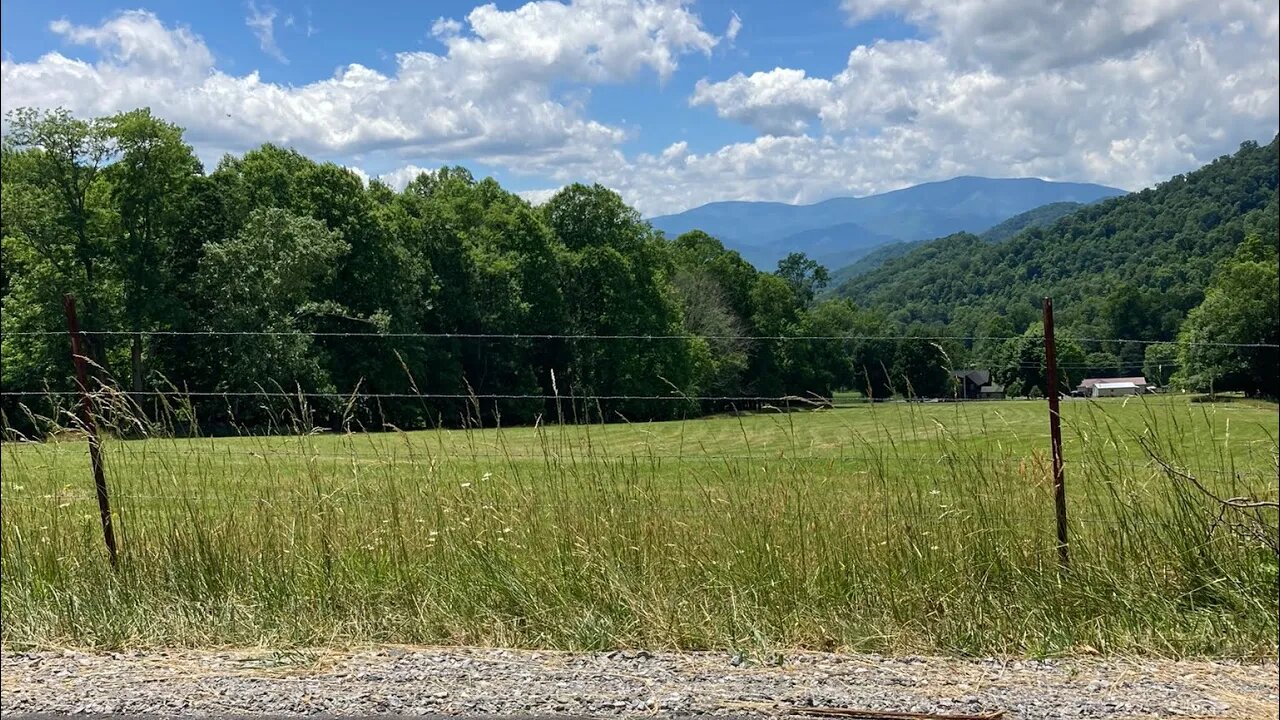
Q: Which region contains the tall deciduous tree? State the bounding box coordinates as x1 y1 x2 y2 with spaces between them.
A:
1142 342 1179 387
994 323 1087 396
2 108 120 387
785 299 858 397
196 208 348 401
893 336 953 398
544 184 696 418
106 108 201 390
1176 234 1280 397
776 252 830 307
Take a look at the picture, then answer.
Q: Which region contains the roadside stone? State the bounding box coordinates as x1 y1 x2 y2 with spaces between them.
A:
1 648 1275 719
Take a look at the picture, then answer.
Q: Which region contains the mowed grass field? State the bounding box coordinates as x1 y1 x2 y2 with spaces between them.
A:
2 395 1277 657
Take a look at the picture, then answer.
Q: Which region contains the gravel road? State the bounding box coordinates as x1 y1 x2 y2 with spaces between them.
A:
1 648 1275 719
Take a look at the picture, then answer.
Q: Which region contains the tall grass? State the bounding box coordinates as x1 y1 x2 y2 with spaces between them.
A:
1 392 1277 657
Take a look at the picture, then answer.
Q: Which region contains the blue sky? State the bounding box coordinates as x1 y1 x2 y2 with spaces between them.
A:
2 0 1277 214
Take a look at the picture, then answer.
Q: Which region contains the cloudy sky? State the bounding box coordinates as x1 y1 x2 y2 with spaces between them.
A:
2 0 1277 215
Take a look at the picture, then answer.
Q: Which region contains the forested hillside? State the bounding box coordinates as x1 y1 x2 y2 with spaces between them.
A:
837 138 1278 380
978 202 1085 242
741 221 895 270
827 241 921 287
829 200 1094 287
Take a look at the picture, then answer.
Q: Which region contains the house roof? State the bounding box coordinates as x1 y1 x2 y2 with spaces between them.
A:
979 384 1004 393
953 369 991 385
1094 381 1141 390
1078 376 1147 389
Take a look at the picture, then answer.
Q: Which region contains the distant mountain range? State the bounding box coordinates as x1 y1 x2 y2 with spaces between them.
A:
648 177 1127 270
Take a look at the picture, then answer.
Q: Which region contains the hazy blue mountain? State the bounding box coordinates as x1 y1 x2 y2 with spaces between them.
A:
743 222 896 269
649 176 1126 269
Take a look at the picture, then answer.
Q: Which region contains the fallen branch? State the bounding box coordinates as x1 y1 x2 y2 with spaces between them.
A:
1138 436 1279 555
1138 437 1279 510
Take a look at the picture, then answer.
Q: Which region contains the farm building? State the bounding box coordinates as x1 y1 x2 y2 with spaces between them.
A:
1074 376 1150 396
951 370 1005 400
952 369 992 399
1091 381 1144 397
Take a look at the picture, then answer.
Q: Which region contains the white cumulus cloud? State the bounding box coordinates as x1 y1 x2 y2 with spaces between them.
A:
376 164 434 190
3 1 718 168
690 68 832 135
515 187 563 205
676 0 1278 214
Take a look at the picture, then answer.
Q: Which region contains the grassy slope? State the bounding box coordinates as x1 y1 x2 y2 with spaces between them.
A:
3 396 1277 655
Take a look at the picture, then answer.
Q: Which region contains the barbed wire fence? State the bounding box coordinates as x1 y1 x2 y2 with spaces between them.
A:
1 295 1277 569
3 327 1275 347
3 328 1264 404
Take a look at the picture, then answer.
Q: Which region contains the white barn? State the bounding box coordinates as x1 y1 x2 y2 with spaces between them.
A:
1092 381 1143 397
1076 376 1151 396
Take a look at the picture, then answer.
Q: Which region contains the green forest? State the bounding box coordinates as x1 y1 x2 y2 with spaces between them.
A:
2 109 1277 432
977 201 1087 243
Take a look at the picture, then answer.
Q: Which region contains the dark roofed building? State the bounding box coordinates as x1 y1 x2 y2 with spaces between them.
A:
978 383 1005 399
953 369 991 399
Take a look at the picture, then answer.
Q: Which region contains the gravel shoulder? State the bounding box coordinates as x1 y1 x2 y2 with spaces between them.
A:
1 647 1276 719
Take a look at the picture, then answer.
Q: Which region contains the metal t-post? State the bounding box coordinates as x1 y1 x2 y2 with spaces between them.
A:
64 294 118 568
1042 296 1068 570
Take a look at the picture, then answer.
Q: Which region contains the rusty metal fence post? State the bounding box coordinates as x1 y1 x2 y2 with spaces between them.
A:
1042 296 1069 570
63 294 118 568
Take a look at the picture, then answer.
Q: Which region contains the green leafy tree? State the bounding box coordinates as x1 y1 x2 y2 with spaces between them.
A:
775 252 830 307
747 273 802 397
785 299 858 397
669 230 762 405
671 268 748 399
544 184 696 418
670 230 758 321
2 108 120 376
298 162 433 419
1084 351 1122 378
106 108 202 390
893 337 954 398
844 309 898 399
1176 234 1279 396
195 208 348 401
993 323 1087 396
1142 342 1180 387
210 143 314 227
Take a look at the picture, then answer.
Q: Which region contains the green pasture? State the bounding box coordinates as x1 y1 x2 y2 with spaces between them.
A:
2 396 1277 657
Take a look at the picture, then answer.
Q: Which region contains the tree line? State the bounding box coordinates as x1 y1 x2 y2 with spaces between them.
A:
2 109 1275 434
0 108 958 432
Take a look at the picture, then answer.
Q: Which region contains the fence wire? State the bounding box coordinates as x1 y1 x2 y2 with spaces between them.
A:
0 492 1189 528
2 328 1276 348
